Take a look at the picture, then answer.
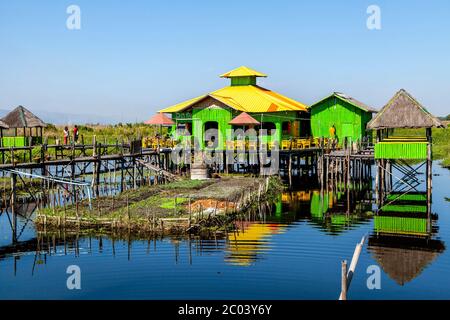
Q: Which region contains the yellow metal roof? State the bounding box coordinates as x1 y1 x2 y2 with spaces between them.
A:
220 66 267 78
159 94 207 113
159 85 308 113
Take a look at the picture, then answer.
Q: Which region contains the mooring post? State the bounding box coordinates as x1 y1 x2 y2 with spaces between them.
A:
10 172 18 243
426 127 433 219
288 153 292 188
120 159 125 193
341 260 347 301
188 196 192 229
339 236 366 300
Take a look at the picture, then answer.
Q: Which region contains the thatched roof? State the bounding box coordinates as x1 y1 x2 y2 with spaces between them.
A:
1 105 46 128
368 236 445 285
367 89 444 129
0 119 8 129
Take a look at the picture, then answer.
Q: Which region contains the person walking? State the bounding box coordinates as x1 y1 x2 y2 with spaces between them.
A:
73 125 79 143
63 126 69 145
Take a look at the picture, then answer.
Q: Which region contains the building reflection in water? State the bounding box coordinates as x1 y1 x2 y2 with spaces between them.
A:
222 180 375 266
0 180 445 279
368 191 445 285
225 222 286 266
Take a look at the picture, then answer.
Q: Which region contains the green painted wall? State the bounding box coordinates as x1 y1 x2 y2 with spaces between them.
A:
192 105 234 149
374 142 428 159
168 99 308 149
231 76 257 86
2 136 29 147
311 96 372 142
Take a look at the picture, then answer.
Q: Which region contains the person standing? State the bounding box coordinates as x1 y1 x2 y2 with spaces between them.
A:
73 125 79 143
329 124 336 138
63 126 69 145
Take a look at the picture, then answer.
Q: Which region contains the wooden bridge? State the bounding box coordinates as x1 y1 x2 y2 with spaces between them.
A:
0 138 376 204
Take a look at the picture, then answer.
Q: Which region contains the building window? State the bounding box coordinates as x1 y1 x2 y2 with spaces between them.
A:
255 122 276 135
282 121 291 135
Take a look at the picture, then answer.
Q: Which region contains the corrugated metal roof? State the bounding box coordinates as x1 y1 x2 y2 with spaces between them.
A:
220 66 267 78
158 85 308 113
311 92 377 113
159 95 207 113
229 112 260 125
335 92 377 113
144 113 175 126
158 67 308 114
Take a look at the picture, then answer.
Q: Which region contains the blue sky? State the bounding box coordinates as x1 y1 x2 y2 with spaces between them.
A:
1 0 449 122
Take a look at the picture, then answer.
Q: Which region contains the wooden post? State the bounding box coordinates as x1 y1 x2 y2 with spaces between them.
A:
126 195 130 221
288 153 292 188
375 160 380 205
339 236 365 300
92 135 97 157
341 260 347 301
120 159 125 193
188 196 192 229
11 173 17 243
426 128 432 220
173 196 177 215
10 173 16 209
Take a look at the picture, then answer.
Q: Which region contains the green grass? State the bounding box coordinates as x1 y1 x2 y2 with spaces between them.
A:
392 126 450 167
43 123 167 145
159 197 189 209
431 126 450 166
39 178 213 221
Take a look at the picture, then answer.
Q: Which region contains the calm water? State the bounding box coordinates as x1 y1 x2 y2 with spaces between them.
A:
0 162 449 300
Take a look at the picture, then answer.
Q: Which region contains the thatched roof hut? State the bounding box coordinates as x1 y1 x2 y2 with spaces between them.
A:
0 119 8 129
368 236 445 285
0 120 8 145
367 89 444 130
1 105 46 128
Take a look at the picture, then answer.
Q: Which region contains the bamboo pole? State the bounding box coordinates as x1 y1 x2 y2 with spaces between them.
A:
339 236 366 300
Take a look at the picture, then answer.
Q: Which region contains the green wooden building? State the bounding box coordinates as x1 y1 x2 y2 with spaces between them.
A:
0 106 46 147
310 92 376 143
157 66 310 149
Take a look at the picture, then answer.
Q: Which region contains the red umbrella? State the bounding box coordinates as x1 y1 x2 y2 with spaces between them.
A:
145 113 175 126
229 112 260 125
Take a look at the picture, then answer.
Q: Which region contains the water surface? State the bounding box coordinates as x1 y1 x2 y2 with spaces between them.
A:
0 162 449 299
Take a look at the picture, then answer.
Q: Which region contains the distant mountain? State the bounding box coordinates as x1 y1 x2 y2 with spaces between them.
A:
32 110 126 125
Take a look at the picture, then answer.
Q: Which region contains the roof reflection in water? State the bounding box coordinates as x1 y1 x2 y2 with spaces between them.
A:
369 191 445 285
225 223 286 266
